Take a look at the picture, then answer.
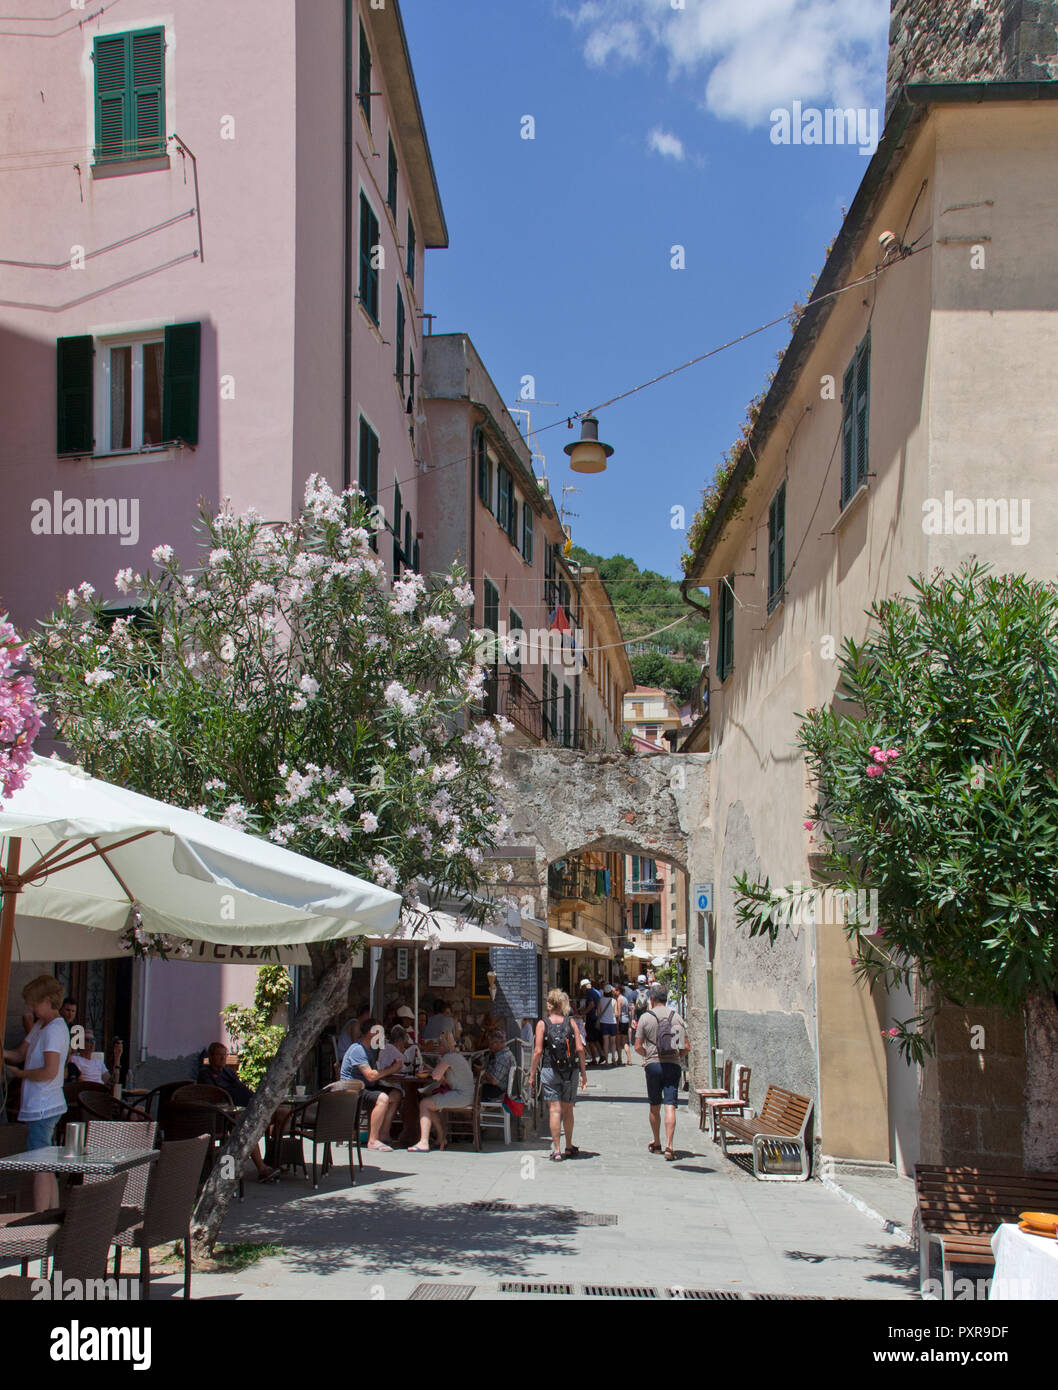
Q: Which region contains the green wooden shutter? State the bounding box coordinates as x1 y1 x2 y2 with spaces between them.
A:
408 352 415 412
395 291 405 387
768 482 785 611
359 194 379 323
717 576 734 682
855 336 870 492
161 322 201 446
476 429 491 509
522 504 534 564
57 336 94 455
387 138 398 216
406 216 416 285
358 20 372 128
841 360 856 508
94 34 128 161
392 481 403 574
508 493 518 545
131 28 165 157
413 537 420 573
404 511 412 563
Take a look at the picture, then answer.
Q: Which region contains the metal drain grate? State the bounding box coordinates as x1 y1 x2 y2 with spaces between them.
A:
408 1284 476 1301
667 1287 744 1300
583 1284 660 1298
750 1292 828 1301
562 1212 618 1227
498 1281 575 1296
466 1200 513 1212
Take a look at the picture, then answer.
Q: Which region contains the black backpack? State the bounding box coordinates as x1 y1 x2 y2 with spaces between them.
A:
544 1019 576 1076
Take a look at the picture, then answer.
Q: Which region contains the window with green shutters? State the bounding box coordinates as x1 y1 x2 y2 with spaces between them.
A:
395 292 405 388
387 137 398 217
508 609 523 670
413 537 420 573
716 575 735 683
358 415 379 551
407 352 416 412
406 216 416 286
358 20 372 129
562 685 573 747
496 465 512 534
767 480 786 613
475 428 491 510
841 333 871 509
521 503 534 565
404 511 412 567
359 193 380 324
392 480 403 575
93 28 166 164
483 578 499 633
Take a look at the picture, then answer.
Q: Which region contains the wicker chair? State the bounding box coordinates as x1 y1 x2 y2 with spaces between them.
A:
170 1084 234 1107
112 1136 209 1299
289 1087 364 1189
0 1174 125 1300
79 1091 153 1124
136 1081 190 1122
162 1101 243 1200
84 1119 159 1240
0 1124 29 1214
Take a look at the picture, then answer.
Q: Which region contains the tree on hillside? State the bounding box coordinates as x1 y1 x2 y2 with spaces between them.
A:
35 477 511 1247
732 563 1058 1168
629 652 701 704
568 545 707 660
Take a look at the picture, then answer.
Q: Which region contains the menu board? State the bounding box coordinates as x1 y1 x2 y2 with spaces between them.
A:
488 942 540 1025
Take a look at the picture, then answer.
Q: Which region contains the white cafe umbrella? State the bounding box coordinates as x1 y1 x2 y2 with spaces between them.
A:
0 756 402 1028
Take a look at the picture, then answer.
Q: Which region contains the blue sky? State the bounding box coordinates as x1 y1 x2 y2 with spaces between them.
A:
403 0 890 581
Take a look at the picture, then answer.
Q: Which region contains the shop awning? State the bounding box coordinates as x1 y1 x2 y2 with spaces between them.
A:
547 927 613 959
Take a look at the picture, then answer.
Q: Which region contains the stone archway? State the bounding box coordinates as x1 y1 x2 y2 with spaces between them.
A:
498 747 713 1084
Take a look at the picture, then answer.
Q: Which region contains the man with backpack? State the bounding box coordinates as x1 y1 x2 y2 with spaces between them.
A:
530 988 588 1161
634 983 689 1161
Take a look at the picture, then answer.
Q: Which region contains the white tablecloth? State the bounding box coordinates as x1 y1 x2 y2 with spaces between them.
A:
990 1222 1058 1300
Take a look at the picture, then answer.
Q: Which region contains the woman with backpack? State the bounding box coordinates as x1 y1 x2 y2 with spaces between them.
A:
530 988 588 1161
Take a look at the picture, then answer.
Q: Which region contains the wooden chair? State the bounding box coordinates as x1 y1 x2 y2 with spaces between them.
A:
706 1063 752 1141
914 1164 1058 1298
443 1071 485 1151
0 1174 125 1300
697 1057 733 1132
718 1084 813 1181
112 1136 210 1300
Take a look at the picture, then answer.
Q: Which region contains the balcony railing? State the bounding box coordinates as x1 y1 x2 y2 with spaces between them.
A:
548 862 600 906
625 877 663 898
484 671 609 751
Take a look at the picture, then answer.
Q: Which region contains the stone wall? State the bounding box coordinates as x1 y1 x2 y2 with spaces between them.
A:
887 0 1058 116
918 1000 1027 1169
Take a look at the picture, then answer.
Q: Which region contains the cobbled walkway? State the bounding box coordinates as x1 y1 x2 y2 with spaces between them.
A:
147 1062 920 1301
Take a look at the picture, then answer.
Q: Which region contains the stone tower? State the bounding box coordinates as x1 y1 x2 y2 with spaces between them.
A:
887 0 1058 115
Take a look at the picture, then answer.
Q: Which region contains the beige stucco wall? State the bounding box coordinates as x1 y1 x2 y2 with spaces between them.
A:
700 100 1058 1165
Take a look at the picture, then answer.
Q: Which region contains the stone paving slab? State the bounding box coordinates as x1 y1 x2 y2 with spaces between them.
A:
6 1064 918 1301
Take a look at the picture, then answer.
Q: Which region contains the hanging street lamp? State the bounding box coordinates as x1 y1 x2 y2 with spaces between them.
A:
564 415 614 474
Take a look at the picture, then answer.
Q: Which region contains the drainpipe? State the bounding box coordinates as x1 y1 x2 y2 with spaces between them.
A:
342 1 354 490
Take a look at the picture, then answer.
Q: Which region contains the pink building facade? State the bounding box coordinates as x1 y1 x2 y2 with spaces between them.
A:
0 0 447 1077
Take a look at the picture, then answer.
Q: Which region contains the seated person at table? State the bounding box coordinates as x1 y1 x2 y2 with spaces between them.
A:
395 1006 417 1041
472 1014 500 1051
409 1031 475 1152
198 1042 280 1183
477 1029 514 1102
340 1019 402 1151
377 1024 410 1072
67 1029 110 1084
3 975 70 1210
335 1011 360 1061
422 1000 449 1043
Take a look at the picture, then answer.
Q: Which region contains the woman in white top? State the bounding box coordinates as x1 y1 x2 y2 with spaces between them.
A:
409 1030 475 1152
2 974 70 1210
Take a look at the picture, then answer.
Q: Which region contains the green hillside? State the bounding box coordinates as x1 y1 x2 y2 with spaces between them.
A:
569 546 708 702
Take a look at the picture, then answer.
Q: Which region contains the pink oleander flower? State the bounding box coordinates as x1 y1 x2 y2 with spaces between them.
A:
866 765 884 778
803 820 815 830
0 618 43 800
883 1027 900 1038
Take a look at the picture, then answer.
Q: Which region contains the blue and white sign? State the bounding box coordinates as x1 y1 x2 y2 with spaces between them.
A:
694 882 713 914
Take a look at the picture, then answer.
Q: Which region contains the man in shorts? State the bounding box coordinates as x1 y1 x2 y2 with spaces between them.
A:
635 983 689 1161
340 1017 403 1150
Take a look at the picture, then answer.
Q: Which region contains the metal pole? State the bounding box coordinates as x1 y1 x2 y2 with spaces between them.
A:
0 839 22 1051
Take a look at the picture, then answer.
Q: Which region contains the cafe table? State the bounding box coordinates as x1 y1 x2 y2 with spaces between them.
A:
391 1073 435 1147
989 1222 1058 1299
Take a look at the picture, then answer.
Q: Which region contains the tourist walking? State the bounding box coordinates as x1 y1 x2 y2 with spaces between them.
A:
598 984 618 1065
614 988 632 1065
634 983 689 1161
530 989 588 1161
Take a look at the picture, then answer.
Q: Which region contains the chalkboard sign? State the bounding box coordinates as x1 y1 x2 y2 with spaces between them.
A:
488 942 540 1027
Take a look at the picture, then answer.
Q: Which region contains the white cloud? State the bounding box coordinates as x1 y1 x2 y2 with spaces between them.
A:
648 126 686 160
562 0 889 126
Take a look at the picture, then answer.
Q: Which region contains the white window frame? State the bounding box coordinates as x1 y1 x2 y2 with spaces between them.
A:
94 330 165 455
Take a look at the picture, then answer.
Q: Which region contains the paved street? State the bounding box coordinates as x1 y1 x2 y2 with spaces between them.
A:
160 1064 917 1301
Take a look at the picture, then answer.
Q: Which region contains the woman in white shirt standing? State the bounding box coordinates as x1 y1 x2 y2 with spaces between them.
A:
2 974 70 1210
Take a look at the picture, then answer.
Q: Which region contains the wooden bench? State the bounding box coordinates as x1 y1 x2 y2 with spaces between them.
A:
915 1164 1058 1298
718 1084 813 1181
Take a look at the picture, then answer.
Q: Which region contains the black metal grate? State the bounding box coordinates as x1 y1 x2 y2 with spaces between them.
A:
667 1287 744 1300
583 1284 659 1298
408 1284 476 1301
466 1200 513 1212
498 1281 575 1296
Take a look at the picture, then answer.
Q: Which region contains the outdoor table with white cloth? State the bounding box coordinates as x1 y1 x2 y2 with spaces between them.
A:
989 1223 1058 1299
